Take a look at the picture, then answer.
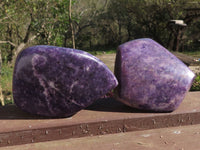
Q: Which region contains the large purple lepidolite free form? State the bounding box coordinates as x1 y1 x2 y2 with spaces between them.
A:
114 38 195 112
13 45 118 117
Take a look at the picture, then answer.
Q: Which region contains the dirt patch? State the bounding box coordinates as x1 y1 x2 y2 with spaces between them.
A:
189 66 200 74
172 52 200 66
96 54 116 73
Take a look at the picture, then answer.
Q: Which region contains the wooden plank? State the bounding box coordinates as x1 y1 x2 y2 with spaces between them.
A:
2 124 200 150
0 92 199 147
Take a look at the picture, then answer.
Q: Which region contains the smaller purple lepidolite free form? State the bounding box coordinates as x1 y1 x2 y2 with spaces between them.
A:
114 38 195 112
13 45 118 117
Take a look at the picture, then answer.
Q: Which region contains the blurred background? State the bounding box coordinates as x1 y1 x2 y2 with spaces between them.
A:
0 0 200 105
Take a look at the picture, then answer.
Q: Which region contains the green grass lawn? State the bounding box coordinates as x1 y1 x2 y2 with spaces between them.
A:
182 51 200 58
87 49 116 55
1 64 13 105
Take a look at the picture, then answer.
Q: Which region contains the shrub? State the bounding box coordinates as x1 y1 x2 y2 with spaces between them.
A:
190 73 200 91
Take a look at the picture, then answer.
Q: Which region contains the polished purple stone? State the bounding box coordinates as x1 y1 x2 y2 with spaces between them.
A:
13 45 118 117
114 38 195 112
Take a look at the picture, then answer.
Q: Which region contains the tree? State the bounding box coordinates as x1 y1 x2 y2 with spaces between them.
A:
69 0 76 49
0 49 4 106
0 0 41 63
72 0 110 49
0 0 73 63
0 0 73 105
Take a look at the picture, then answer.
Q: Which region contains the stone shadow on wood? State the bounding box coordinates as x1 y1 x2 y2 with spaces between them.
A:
0 98 168 119
86 98 161 114
0 105 62 119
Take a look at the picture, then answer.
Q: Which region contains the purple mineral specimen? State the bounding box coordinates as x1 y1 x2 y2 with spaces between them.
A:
13 45 118 117
114 38 195 112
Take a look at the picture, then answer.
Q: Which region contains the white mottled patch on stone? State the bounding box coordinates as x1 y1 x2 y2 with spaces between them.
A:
69 81 79 93
86 66 90 71
143 56 155 63
32 54 47 66
43 87 48 98
32 54 54 114
16 55 33 76
48 81 59 91
71 99 85 107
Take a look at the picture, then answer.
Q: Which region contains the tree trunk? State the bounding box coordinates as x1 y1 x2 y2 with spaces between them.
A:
118 19 122 44
0 50 4 106
167 32 175 51
63 33 68 47
11 34 37 64
127 20 132 41
0 34 37 65
69 0 76 49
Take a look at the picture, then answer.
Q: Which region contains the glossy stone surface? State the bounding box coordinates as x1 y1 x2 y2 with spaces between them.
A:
13 45 118 117
114 38 195 112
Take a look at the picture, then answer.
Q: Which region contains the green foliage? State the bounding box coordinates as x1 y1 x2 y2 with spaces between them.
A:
87 49 116 55
1 64 13 104
0 0 75 63
1 64 12 91
74 0 200 50
1 0 200 58
191 74 200 91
